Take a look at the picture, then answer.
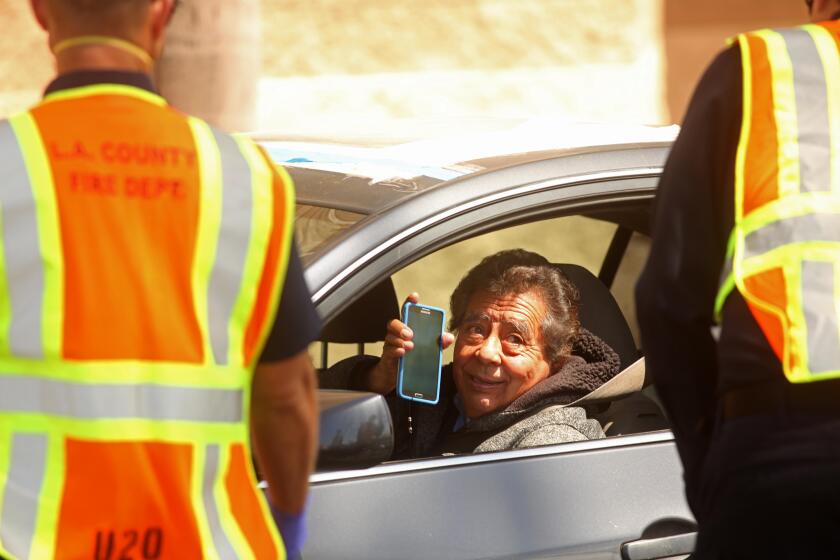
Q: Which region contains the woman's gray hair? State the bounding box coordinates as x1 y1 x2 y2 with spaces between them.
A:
449 249 580 370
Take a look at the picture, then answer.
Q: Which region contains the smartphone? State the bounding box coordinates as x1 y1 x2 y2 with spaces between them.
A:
397 302 445 405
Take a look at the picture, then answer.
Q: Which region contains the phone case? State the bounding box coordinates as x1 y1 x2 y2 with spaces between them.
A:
397 302 445 405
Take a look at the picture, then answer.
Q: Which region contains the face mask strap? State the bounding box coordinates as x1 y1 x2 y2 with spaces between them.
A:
52 35 153 69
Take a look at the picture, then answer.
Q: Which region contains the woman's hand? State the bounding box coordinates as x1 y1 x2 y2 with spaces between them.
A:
367 292 455 394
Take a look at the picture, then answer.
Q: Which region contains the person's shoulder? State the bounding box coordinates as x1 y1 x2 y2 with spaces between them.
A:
473 405 604 452
503 406 603 449
519 406 605 443
695 45 742 99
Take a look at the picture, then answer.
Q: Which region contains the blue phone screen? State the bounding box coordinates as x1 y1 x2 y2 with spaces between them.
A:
401 306 443 400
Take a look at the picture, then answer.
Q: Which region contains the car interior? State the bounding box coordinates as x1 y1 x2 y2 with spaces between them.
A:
315 250 670 468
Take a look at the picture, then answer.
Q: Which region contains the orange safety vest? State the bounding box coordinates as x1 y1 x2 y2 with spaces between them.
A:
0 84 294 559
716 21 840 383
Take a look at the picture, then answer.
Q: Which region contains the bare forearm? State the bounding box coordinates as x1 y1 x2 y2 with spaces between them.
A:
251 351 318 513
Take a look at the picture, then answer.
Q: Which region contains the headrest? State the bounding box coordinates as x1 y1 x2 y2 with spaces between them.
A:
553 263 639 370
320 277 400 344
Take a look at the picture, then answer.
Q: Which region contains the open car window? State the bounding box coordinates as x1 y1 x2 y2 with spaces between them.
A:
312 212 669 472
311 214 644 366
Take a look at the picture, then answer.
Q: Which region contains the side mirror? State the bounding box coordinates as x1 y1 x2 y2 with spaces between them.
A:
317 390 394 470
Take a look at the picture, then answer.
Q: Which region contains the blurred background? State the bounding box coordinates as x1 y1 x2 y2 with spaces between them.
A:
1 0 805 130
0 0 808 362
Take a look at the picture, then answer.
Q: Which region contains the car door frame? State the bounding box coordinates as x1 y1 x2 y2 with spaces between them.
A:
306 144 669 321
301 143 695 559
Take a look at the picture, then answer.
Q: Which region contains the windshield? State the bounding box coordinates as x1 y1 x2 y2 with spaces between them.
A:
295 204 365 263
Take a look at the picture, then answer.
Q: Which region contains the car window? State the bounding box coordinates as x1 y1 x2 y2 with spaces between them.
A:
312 211 670 469
311 213 637 368
295 204 365 264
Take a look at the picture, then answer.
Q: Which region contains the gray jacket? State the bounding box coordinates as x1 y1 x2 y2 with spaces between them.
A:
320 328 620 458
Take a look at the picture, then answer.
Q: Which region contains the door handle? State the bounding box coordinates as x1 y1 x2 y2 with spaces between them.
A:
620 531 696 560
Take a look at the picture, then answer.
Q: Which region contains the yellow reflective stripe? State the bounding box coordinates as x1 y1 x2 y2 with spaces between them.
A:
189 118 224 366
715 271 736 320
756 29 802 198
732 33 754 309
215 445 256 560
734 34 753 225
191 445 221 560
0 413 247 444
29 433 63 560
809 25 840 195
784 258 808 381
41 83 166 107
0 358 249 388
228 138 279 366
8 113 63 359
0 206 9 356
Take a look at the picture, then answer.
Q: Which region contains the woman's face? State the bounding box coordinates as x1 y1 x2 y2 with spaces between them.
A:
452 289 552 419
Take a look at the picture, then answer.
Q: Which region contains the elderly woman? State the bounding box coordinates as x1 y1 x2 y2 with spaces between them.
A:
321 249 620 458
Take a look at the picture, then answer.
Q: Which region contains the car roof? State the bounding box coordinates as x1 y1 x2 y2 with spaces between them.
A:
254 120 678 216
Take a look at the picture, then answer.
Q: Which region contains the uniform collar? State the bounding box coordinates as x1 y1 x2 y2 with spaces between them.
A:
44 70 157 97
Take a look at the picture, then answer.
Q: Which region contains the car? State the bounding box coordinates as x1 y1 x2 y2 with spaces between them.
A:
256 120 697 560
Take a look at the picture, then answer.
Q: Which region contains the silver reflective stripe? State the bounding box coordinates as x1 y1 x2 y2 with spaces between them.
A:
0 433 47 559
207 131 253 365
0 376 242 422
0 119 44 357
744 212 840 258
801 260 840 374
780 29 832 193
203 444 238 560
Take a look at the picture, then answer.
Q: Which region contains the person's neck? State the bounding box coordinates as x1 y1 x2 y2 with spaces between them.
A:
54 40 152 75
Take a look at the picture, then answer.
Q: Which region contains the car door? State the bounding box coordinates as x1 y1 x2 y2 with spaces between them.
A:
301 145 696 559
307 433 688 559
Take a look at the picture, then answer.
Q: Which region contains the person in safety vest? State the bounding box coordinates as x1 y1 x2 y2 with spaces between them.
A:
636 0 840 557
0 1 321 559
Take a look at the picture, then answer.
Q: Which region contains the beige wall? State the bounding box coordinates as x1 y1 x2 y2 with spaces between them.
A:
1 0 667 130
0 1 814 128
0 2 52 116
257 0 667 134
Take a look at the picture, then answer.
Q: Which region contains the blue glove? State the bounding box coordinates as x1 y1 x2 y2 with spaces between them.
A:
269 501 307 558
